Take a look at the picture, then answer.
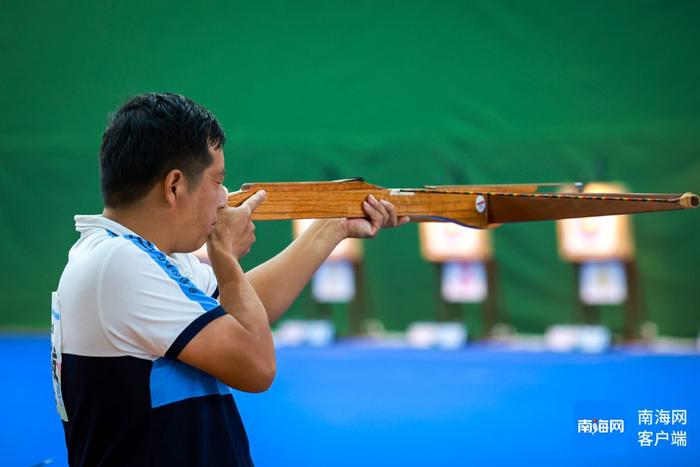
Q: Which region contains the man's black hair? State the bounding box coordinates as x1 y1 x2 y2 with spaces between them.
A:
99 92 226 207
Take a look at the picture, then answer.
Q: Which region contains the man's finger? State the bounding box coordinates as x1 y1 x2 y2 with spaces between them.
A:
241 190 267 212
380 199 398 226
367 195 389 224
363 200 383 232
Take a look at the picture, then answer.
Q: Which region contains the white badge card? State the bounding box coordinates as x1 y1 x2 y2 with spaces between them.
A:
51 291 68 421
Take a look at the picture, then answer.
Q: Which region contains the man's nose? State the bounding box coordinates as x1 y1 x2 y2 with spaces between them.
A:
218 185 228 208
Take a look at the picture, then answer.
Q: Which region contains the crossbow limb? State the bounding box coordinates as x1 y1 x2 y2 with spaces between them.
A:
226 178 698 228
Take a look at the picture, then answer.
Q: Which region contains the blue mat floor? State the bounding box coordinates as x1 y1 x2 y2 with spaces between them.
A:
1 335 698 466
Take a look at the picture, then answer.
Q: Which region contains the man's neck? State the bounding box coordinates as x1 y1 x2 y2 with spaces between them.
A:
103 206 175 255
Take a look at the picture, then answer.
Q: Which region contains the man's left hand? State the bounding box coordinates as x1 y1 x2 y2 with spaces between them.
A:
342 195 410 239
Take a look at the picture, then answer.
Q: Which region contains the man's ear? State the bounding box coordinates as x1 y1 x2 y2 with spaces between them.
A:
162 169 186 207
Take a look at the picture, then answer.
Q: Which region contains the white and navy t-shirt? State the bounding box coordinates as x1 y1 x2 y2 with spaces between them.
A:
52 215 254 467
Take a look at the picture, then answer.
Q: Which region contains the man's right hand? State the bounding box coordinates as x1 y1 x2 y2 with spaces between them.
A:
208 190 267 260
180 188 276 393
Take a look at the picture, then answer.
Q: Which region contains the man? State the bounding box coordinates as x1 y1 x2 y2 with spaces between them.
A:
52 93 407 466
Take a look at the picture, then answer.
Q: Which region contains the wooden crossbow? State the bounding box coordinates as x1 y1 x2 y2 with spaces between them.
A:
226 178 698 228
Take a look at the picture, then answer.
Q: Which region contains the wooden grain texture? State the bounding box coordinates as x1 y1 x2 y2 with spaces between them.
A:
228 183 489 227
227 179 698 228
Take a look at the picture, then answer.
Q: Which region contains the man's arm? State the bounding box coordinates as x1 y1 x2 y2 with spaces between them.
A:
245 218 346 323
177 192 405 390
246 195 408 323
178 191 276 392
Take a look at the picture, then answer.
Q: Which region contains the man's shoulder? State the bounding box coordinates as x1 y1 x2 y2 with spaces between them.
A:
62 233 160 292
71 231 146 265
98 237 172 285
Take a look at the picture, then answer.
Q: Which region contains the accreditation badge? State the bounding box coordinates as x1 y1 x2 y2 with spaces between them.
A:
51 291 68 421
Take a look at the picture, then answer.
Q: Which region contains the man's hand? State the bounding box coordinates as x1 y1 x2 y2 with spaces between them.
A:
208 190 267 260
181 188 275 393
342 194 410 239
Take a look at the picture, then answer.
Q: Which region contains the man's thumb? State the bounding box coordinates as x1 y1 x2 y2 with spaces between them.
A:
241 190 267 212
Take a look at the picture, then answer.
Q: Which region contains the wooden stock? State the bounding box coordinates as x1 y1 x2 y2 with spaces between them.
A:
227 178 698 228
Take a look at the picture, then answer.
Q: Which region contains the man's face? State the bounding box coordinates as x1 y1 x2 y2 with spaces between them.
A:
176 146 227 253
